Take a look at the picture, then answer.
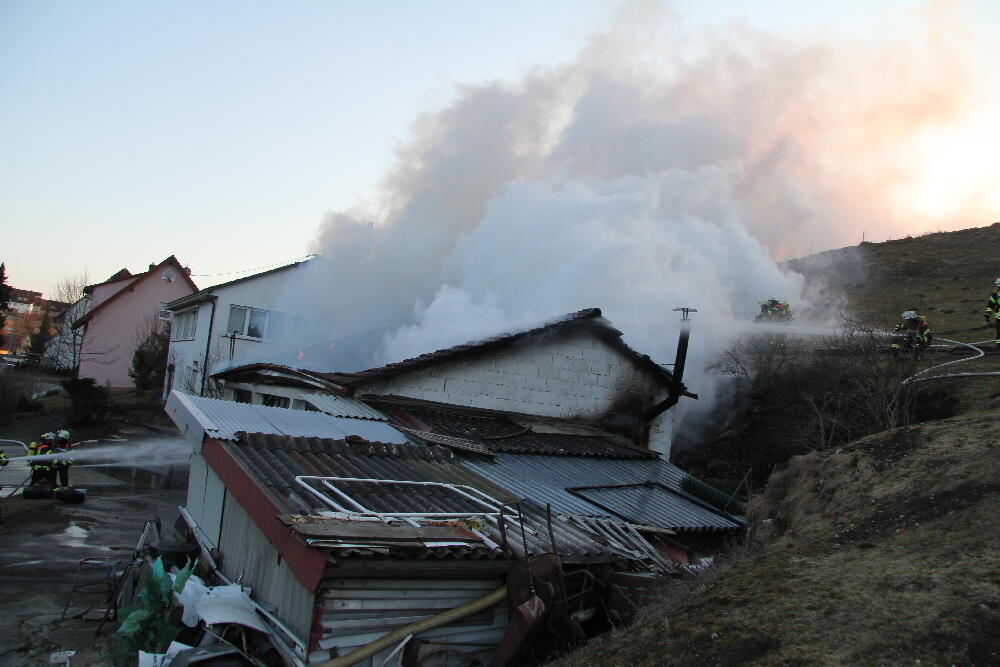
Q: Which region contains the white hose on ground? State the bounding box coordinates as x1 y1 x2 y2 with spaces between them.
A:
318 585 508 667
902 337 998 385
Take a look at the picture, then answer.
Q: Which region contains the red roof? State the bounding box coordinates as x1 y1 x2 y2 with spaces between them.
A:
73 255 198 328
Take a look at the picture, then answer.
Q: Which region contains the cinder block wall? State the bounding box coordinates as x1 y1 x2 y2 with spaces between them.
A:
360 330 674 456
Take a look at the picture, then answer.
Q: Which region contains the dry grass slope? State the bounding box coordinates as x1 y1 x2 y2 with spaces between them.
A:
556 224 1000 666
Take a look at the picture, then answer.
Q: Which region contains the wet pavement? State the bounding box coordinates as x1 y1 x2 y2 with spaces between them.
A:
0 423 189 666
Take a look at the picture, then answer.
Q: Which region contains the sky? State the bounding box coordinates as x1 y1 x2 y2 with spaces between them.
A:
4 0 1000 300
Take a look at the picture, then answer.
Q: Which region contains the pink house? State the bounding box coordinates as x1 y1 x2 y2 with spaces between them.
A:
73 256 198 389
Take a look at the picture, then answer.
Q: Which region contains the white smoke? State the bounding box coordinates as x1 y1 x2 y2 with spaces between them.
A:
276 4 977 435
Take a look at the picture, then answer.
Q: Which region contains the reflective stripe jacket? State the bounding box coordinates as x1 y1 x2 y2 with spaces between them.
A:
894 316 932 345
27 441 53 470
987 290 1000 320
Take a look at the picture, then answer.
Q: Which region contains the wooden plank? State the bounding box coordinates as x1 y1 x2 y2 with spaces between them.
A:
290 521 481 542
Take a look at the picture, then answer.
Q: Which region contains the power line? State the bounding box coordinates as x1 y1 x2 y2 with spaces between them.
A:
189 254 317 278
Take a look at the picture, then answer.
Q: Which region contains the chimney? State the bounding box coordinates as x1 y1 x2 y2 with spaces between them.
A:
148 263 156 271
644 307 698 420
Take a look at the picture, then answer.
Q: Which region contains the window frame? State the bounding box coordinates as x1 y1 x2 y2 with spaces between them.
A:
226 304 286 341
171 307 199 341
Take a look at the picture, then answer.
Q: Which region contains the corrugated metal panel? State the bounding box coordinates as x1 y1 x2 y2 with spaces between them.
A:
186 453 209 525
309 577 508 666
298 393 388 421
463 454 742 533
176 393 408 443
234 433 622 563
217 492 315 640
201 463 226 547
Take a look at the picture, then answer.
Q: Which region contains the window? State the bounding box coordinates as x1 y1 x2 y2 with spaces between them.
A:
171 309 198 341
158 302 172 321
291 398 320 412
231 388 252 404
260 393 290 408
226 305 287 340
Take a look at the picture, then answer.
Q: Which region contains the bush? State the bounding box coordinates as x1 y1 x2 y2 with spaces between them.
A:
129 324 171 393
61 377 111 426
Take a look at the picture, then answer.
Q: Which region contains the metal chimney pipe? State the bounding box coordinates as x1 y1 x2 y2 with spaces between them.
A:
644 307 698 420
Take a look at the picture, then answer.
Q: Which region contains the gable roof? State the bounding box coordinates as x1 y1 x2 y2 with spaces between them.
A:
73 255 198 328
214 307 675 389
165 258 310 311
84 268 134 294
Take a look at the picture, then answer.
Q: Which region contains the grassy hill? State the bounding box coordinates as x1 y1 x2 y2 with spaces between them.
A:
557 224 1000 666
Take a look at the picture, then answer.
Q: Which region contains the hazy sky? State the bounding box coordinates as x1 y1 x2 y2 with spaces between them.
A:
3 0 998 297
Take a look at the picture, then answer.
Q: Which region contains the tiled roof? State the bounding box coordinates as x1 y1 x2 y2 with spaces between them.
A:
73 255 198 328
170 392 408 444
367 395 656 459
228 433 624 563
307 308 673 388
212 308 678 391
463 453 744 534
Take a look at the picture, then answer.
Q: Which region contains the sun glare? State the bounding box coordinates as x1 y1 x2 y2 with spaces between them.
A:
897 108 1000 221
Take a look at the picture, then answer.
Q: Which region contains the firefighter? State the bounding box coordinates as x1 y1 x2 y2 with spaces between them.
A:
755 298 793 322
27 432 57 487
51 429 74 490
891 309 933 359
985 277 1000 350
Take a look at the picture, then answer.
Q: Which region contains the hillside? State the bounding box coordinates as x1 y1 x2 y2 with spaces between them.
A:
557 224 1000 666
559 412 1000 665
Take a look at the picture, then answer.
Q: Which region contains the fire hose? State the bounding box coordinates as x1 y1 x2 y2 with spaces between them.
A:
317 585 508 667
902 337 1000 385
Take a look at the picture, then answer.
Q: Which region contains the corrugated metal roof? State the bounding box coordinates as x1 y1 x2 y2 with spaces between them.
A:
463 454 743 534
367 395 656 459
296 393 388 420
177 393 408 444
228 433 625 564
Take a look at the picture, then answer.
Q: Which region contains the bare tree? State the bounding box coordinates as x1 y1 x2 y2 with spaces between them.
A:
44 271 90 372
724 318 917 450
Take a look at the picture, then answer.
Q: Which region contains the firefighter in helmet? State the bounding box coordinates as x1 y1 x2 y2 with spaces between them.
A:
27 432 57 487
985 277 1000 349
891 308 933 359
50 429 75 490
755 297 793 323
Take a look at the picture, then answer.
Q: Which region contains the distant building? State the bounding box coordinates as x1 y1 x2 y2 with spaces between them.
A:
72 256 197 389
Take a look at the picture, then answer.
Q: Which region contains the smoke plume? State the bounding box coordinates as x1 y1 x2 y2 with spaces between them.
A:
278 4 977 433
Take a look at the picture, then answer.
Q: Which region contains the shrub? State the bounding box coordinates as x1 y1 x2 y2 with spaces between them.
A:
61 377 111 426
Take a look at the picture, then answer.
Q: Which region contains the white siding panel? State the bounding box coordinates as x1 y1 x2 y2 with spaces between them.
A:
217 496 314 639
185 454 208 527
201 465 226 547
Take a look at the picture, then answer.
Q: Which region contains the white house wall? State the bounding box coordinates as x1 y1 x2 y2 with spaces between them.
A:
359 329 674 455
166 266 305 397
